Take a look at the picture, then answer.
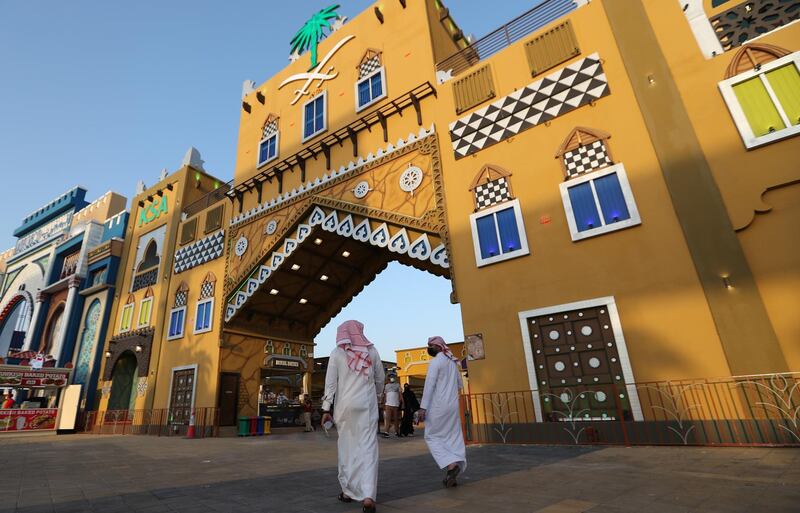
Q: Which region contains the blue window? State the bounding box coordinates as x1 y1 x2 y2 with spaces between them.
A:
356 69 385 110
303 94 326 140
194 299 213 334
258 134 278 167
470 199 529 266
168 307 185 339
560 164 641 241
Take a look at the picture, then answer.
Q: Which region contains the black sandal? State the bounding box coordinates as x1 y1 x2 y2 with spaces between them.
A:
362 503 376 513
444 466 460 488
337 493 352 503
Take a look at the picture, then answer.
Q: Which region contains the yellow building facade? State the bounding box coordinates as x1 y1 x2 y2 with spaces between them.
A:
96 0 797 441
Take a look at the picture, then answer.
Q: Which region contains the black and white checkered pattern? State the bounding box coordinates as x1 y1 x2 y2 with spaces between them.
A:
173 230 225 274
475 178 512 210
563 140 612 177
200 281 214 299
175 291 187 308
262 120 278 139
449 53 610 159
359 56 381 78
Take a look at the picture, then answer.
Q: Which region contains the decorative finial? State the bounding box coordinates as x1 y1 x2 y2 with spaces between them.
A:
182 147 205 171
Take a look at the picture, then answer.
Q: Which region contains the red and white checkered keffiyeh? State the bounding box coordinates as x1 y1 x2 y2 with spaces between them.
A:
428 336 458 362
337 320 374 377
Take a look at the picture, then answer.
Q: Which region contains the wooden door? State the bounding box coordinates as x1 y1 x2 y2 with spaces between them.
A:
527 304 633 421
169 369 195 425
218 373 239 426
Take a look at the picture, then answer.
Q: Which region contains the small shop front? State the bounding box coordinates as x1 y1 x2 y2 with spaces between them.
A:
258 355 312 428
0 364 72 433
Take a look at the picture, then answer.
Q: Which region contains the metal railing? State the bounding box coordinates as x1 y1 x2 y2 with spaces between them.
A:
436 0 577 76
461 372 800 447
183 181 233 218
80 407 219 438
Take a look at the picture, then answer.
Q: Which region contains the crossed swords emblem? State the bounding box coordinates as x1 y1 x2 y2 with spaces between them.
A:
278 35 356 105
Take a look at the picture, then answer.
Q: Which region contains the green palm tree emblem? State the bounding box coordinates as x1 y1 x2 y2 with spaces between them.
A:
290 4 341 70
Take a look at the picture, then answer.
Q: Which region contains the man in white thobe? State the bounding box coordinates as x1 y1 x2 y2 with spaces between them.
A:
322 320 384 512
418 336 467 488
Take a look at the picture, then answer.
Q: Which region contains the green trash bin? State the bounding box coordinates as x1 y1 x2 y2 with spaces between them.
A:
237 416 250 437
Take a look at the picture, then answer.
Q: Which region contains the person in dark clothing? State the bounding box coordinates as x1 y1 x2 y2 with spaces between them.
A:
399 383 420 437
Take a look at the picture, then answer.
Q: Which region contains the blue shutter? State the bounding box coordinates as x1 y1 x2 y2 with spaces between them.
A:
495 207 521 253
567 182 601 232
314 96 324 132
304 101 315 138
371 73 382 99
267 136 276 160
358 80 371 107
476 214 500 259
259 140 270 164
593 172 630 224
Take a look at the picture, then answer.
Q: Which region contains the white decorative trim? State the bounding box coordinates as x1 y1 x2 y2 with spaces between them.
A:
559 163 642 242
354 67 387 113
229 124 436 228
301 90 328 143
718 52 800 149
518 296 644 422
680 0 724 59
225 203 450 321
469 199 530 267
167 306 186 341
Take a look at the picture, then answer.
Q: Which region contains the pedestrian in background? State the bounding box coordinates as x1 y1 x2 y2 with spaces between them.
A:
418 336 467 488
381 373 402 438
399 383 419 437
303 394 314 432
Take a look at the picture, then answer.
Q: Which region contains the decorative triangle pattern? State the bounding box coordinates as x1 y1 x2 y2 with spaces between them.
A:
448 54 609 159
174 230 225 274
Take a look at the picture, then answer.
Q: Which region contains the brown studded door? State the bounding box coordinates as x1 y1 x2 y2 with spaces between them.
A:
527 304 633 421
218 373 239 426
169 368 195 425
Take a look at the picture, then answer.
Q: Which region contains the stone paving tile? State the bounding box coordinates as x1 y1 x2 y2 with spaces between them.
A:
1 433 799 512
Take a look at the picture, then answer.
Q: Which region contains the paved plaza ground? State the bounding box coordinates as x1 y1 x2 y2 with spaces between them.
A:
0 430 797 513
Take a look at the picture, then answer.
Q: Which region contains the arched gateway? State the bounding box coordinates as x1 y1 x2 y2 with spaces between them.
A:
220 127 455 418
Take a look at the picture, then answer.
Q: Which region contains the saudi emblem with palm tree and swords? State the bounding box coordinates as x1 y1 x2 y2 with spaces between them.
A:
280 4 354 105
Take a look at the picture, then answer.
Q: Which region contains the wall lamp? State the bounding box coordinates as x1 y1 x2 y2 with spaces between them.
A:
135 344 143 353
399 0 406 7
105 351 112 358
374 6 384 23
722 275 733 290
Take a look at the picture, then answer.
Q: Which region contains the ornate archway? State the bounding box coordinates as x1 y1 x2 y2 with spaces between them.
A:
221 128 455 415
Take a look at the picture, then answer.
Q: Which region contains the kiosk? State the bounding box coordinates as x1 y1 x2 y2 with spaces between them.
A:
0 364 73 433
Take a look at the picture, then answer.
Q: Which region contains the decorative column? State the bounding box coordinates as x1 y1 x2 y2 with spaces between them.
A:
52 275 81 362
22 292 46 351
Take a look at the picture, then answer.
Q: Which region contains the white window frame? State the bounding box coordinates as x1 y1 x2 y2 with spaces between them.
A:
517 296 644 423
167 306 186 341
120 303 134 333
136 297 154 329
469 198 530 267
718 53 800 149
301 91 328 143
354 67 387 113
193 297 214 334
256 131 279 168
559 163 641 242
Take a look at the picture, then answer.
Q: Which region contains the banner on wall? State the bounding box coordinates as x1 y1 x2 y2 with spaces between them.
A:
0 409 58 432
0 365 70 388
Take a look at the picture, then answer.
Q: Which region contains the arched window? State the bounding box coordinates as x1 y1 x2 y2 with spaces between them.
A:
257 114 280 168
73 299 102 386
120 294 135 332
168 282 189 340
282 344 292 356
468 165 529 267
137 287 154 328
355 49 386 111
42 304 65 356
194 273 215 334
0 294 32 356
718 44 799 148
132 225 166 292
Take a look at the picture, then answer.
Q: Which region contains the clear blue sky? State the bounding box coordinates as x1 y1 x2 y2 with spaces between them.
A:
0 0 537 357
